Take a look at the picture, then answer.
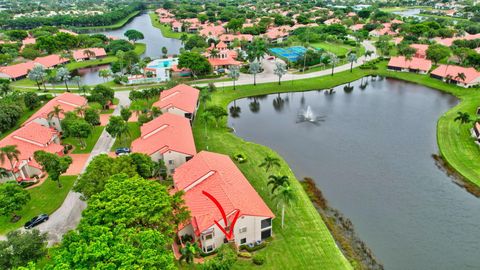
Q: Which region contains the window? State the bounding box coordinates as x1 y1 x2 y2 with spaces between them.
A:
239 227 247 233
261 229 272 240
240 238 247 244
204 233 213 240
204 245 214 253
168 160 174 165
170 169 175 174
261 218 272 229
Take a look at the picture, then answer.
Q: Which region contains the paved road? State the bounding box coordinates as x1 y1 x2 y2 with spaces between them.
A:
3 41 377 244
34 91 131 245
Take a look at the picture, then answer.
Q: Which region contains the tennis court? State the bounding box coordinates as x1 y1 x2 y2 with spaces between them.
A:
269 46 307 62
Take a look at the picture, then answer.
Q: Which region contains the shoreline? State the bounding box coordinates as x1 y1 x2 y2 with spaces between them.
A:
72 10 141 33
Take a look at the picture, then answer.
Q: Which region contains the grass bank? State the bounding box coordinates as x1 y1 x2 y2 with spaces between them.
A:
63 125 105 154
0 176 76 234
148 12 192 39
72 10 141 31
191 69 376 269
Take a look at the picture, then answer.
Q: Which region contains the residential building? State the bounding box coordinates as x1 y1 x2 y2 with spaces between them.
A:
0 122 63 183
131 113 196 174
174 151 275 254
387 56 432 74
430 64 480 88
203 41 242 70
324 18 341 25
410 44 429 59
218 34 253 45
34 54 70 69
24 93 88 132
0 61 36 81
153 84 200 120
72 48 107 61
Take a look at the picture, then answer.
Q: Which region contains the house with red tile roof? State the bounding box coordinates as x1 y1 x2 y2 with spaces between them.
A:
218 34 253 45
199 24 226 39
350 24 365 31
34 54 70 69
0 61 36 81
72 48 107 61
21 37 36 50
430 64 480 88
369 23 397 37
25 93 88 132
324 18 342 25
0 122 63 183
131 113 196 174
434 33 480 47
203 42 242 70
153 84 200 120
171 21 183 32
410 44 429 59
174 151 275 254
263 26 290 43
387 56 432 74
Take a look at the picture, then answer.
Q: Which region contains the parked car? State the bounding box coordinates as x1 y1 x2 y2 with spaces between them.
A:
115 147 131 155
24 214 49 229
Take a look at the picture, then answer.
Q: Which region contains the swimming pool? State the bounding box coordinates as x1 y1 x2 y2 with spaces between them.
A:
147 58 178 69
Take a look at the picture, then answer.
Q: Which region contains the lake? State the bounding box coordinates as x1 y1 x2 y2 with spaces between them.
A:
228 77 480 270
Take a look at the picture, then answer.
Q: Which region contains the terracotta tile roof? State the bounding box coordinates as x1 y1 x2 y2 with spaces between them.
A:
324 18 342 25
388 56 432 72
199 25 226 38
410 44 429 58
173 151 275 234
72 48 107 61
0 122 62 171
219 34 253 42
431 64 480 84
350 24 364 31
131 113 196 156
34 54 69 68
0 61 36 79
153 84 199 114
25 93 87 124
435 33 480 47
22 37 36 46
208 58 242 67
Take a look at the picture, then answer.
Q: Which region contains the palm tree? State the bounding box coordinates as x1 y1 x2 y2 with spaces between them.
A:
365 50 374 60
28 64 47 91
210 48 219 58
72 76 81 90
259 155 281 172
200 111 214 139
99 69 113 83
273 184 296 229
199 90 211 110
49 105 64 126
83 49 96 60
74 105 87 117
229 65 240 90
456 72 466 84
179 242 199 265
56 67 71 92
249 60 261 86
116 50 125 75
327 53 339 76
347 53 357 73
180 34 188 45
273 61 287 85
267 175 290 194
162 46 168 58
0 145 20 180
454 111 471 133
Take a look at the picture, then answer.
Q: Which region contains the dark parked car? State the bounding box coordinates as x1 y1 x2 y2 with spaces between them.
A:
24 214 49 229
115 147 131 155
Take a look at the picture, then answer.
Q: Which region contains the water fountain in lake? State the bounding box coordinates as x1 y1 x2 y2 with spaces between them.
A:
296 105 326 124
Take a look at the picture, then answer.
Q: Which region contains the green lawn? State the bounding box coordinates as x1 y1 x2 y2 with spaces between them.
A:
190 70 380 269
111 122 141 150
0 176 77 234
130 98 158 112
148 12 192 39
62 126 105 154
72 10 141 31
310 42 363 57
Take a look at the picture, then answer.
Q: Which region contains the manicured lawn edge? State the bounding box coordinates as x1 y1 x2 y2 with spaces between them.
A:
0 176 77 234
63 126 105 154
148 12 192 39
72 10 141 31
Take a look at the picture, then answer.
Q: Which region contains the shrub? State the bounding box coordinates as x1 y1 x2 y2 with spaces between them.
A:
252 254 265 265
233 153 247 163
240 241 267 252
238 251 252 258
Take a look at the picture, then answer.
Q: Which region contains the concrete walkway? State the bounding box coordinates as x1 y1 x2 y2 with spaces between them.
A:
34 91 131 245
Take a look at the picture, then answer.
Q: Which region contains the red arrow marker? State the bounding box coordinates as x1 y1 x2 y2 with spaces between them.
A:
203 190 240 240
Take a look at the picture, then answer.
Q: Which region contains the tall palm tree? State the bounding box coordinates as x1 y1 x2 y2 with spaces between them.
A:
267 175 290 194
200 111 214 139
273 61 287 85
179 242 199 265
454 111 471 134
229 65 240 90
456 72 466 84
249 60 261 86
347 53 358 73
259 155 281 172
28 64 47 91
71 76 81 90
49 105 64 126
273 184 296 229
74 105 87 117
83 49 96 60
328 53 339 76
210 48 219 58
0 145 20 180
199 90 211 110
56 67 71 92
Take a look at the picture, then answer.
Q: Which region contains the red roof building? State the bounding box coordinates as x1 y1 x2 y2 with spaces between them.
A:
435 33 480 47
72 48 107 61
203 42 242 69
431 64 480 88
350 24 365 31
387 56 432 74
153 84 200 119
25 93 87 131
218 34 253 45
0 61 36 80
34 54 70 68
410 44 429 59
0 122 63 182
199 24 226 39
174 151 274 253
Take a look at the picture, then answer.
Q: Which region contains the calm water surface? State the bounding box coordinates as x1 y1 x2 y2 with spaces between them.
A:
228 78 480 270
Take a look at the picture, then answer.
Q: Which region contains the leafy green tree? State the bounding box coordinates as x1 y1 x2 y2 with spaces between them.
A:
84 108 100 126
180 242 199 264
0 145 20 180
5 30 28 41
259 155 281 172
124 29 144 43
98 69 113 83
202 244 237 270
225 18 244 32
0 230 47 269
178 51 212 78
273 62 287 85
105 116 130 145
205 106 228 128
23 92 40 110
228 66 240 90
0 81 11 97
268 175 290 194
129 153 158 179
246 38 266 61
0 182 30 221
0 104 23 133
68 120 92 149
33 151 72 188
107 40 134 54
90 85 114 109
162 46 168 58
426 44 451 65
184 35 208 50
120 106 132 121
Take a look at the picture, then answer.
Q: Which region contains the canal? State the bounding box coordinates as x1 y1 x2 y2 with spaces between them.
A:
228 77 480 270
